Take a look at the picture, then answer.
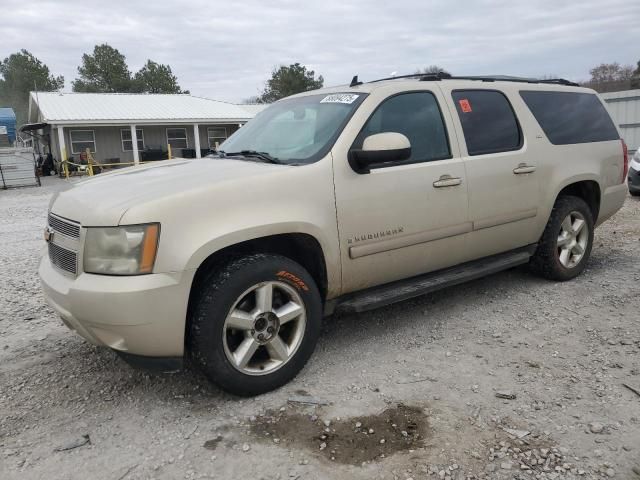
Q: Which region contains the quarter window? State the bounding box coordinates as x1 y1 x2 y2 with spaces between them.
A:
69 130 96 154
121 129 144 152
452 90 522 156
353 92 451 165
520 91 619 145
166 128 188 149
207 127 228 149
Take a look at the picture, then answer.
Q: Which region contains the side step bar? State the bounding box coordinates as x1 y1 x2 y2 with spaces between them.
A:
333 245 536 314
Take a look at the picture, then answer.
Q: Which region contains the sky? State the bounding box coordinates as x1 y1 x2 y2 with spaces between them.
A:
1 0 639 103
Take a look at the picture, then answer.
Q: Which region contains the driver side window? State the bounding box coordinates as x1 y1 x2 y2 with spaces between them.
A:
353 92 451 164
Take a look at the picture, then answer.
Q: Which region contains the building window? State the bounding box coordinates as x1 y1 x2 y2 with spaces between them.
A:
121 129 145 151
207 127 228 149
69 130 96 154
166 128 188 149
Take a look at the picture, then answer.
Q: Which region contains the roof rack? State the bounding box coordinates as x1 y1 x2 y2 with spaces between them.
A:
357 72 579 87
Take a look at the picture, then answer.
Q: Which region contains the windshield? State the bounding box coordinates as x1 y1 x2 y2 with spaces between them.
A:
219 93 366 164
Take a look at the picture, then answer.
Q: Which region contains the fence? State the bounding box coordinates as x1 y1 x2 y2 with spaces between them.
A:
0 147 40 189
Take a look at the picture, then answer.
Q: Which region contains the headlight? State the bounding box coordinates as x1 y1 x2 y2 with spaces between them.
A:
83 224 159 275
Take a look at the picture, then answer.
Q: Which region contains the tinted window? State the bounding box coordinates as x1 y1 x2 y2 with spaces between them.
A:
353 92 451 164
520 91 619 145
452 90 522 156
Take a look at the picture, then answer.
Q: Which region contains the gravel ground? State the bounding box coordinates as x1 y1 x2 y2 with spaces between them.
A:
1 177 639 480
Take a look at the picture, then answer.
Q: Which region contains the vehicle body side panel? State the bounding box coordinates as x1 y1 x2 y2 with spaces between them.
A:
118 158 342 298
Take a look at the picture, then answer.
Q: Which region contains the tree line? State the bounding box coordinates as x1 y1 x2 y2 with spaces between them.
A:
2 44 640 128
0 45 187 126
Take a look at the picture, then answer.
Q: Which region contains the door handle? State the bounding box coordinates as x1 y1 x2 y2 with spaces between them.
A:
513 163 536 174
433 175 462 188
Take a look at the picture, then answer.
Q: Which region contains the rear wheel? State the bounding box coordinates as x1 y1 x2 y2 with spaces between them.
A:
530 195 594 281
188 253 322 396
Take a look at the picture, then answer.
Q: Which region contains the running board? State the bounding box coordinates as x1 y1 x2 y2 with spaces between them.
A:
333 245 536 314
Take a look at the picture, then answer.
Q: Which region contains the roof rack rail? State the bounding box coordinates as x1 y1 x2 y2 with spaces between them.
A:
536 78 580 87
368 73 430 83
357 72 579 87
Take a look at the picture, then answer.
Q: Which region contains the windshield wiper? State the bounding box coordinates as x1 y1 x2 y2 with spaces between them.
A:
218 150 283 164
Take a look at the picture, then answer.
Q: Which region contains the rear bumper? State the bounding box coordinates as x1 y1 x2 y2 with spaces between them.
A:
597 183 628 226
39 254 193 357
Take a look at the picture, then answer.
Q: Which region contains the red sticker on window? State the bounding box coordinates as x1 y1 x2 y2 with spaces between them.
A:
459 99 472 113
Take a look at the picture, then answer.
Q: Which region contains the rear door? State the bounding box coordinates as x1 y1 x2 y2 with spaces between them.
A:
440 86 542 259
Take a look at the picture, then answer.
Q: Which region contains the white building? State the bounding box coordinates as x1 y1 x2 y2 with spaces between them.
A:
602 89 640 154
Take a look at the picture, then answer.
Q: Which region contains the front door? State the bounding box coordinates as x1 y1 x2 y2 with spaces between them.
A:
332 89 471 294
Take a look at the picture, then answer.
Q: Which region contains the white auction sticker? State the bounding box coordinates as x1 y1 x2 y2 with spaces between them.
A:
320 93 360 104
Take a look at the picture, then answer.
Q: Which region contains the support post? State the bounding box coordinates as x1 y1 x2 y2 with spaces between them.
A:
193 124 201 158
57 126 68 178
57 126 66 163
130 125 139 166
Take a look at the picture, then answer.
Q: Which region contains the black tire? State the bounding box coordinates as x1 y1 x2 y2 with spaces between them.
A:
630 190 640 197
530 195 594 281
188 253 322 396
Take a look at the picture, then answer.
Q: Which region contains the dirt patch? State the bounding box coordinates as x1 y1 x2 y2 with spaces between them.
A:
249 404 428 465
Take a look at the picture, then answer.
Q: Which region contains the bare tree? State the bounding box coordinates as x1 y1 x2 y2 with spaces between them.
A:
415 65 450 76
582 62 635 92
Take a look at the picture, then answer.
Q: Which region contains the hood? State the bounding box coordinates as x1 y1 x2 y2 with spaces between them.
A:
50 158 287 226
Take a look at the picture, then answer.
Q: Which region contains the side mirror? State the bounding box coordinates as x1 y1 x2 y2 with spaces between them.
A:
349 132 411 174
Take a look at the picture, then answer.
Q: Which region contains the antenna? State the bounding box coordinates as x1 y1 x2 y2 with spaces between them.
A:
349 75 363 87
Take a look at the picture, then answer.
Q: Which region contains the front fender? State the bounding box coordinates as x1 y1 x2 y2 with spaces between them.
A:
185 222 340 296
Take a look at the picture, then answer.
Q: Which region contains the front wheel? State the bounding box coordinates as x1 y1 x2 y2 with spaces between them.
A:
188 254 322 396
530 195 594 281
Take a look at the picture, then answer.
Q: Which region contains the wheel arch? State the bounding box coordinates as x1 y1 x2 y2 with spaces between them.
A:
554 178 601 223
186 232 329 336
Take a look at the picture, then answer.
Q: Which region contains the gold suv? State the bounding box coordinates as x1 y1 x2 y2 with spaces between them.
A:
40 74 629 395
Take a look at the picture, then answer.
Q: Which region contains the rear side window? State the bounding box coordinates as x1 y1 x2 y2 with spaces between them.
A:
452 90 522 156
520 91 619 145
353 91 451 164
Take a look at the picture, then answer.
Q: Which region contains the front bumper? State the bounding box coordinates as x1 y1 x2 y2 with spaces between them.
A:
628 165 640 194
39 255 193 357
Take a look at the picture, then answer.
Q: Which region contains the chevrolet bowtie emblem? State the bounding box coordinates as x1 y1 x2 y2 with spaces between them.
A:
44 226 55 243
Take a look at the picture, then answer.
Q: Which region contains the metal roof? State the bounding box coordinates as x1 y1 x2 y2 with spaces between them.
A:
238 104 269 116
29 92 259 125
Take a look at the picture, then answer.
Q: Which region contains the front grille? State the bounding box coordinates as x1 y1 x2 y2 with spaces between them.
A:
48 242 78 275
48 214 80 238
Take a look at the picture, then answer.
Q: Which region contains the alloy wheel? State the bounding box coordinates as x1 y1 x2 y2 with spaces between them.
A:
222 281 306 375
557 210 589 268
